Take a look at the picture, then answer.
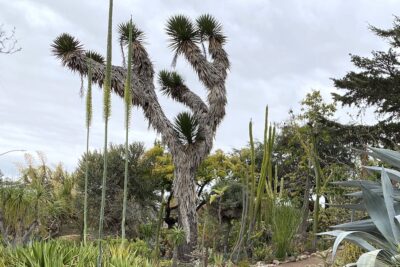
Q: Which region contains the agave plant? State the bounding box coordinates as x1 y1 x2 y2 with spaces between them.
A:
322 147 400 266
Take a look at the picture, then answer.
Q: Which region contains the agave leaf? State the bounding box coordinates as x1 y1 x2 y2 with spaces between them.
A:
346 189 382 198
332 180 380 188
321 230 376 260
368 147 400 169
346 188 400 200
381 168 400 243
356 250 387 267
396 215 400 225
362 184 397 248
364 166 400 183
331 219 379 233
328 203 366 211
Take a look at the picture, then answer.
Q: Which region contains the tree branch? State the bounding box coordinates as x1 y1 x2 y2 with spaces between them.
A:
56 46 180 151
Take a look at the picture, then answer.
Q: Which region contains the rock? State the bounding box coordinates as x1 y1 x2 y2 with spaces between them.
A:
287 256 296 262
299 255 309 260
272 259 280 265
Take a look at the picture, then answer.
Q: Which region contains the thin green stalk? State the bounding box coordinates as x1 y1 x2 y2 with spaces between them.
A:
247 120 255 226
311 134 322 251
83 59 93 245
154 190 165 263
97 0 113 265
121 17 133 242
98 121 108 266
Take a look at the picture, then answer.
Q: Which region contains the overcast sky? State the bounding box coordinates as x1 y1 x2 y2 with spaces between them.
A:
0 0 399 177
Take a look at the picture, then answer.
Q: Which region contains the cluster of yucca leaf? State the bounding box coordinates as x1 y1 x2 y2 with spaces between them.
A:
322 147 400 266
166 14 225 56
173 112 200 145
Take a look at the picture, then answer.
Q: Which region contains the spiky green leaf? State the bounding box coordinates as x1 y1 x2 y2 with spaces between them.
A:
51 33 83 60
85 50 105 64
118 21 145 45
196 14 226 44
166 15 199 54
158 70 184 98
174 112 200 145
362 184 397 248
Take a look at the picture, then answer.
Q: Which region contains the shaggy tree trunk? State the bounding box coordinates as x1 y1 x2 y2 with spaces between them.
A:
173 152 200 261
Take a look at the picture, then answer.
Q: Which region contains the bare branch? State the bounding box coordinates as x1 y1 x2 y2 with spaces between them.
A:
0 25 22 54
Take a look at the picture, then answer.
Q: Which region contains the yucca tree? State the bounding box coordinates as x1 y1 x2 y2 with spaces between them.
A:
121 17 133 242
52 12 229 258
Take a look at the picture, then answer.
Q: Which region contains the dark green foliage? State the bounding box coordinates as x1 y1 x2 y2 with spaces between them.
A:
85 50 105 64
117 21 145 44
158 70 184 91
173 112 200 145
196 14 226 44
51 33 83 60
158 70 185 99
332 17 400 120
75 143 161 237
272 204 301 259
166 15 199 53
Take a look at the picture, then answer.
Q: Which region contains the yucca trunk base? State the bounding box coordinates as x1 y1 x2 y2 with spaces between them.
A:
173 157 199 261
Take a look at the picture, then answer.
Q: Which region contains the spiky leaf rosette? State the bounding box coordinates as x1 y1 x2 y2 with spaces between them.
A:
166 15 199 56
196 14 226 44
158 70 184 98
174 111 200 145
85 50 105 64
118 21 145 45
51 33 83 62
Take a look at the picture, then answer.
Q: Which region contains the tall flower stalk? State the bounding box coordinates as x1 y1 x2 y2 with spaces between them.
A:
83 59 93 245
97 0 113 265
121 17 133 242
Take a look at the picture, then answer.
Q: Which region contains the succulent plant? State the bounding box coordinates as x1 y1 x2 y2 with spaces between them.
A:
322 147 400 266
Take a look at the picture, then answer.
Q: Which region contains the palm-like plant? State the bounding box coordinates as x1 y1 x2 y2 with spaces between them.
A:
322 147 400 266
52 11 229 257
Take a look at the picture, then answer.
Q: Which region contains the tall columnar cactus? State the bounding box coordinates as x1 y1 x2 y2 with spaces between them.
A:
52 11 229 258
121 18 133 242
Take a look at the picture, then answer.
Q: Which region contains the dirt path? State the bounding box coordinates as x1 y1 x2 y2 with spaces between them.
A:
278 256 324 267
